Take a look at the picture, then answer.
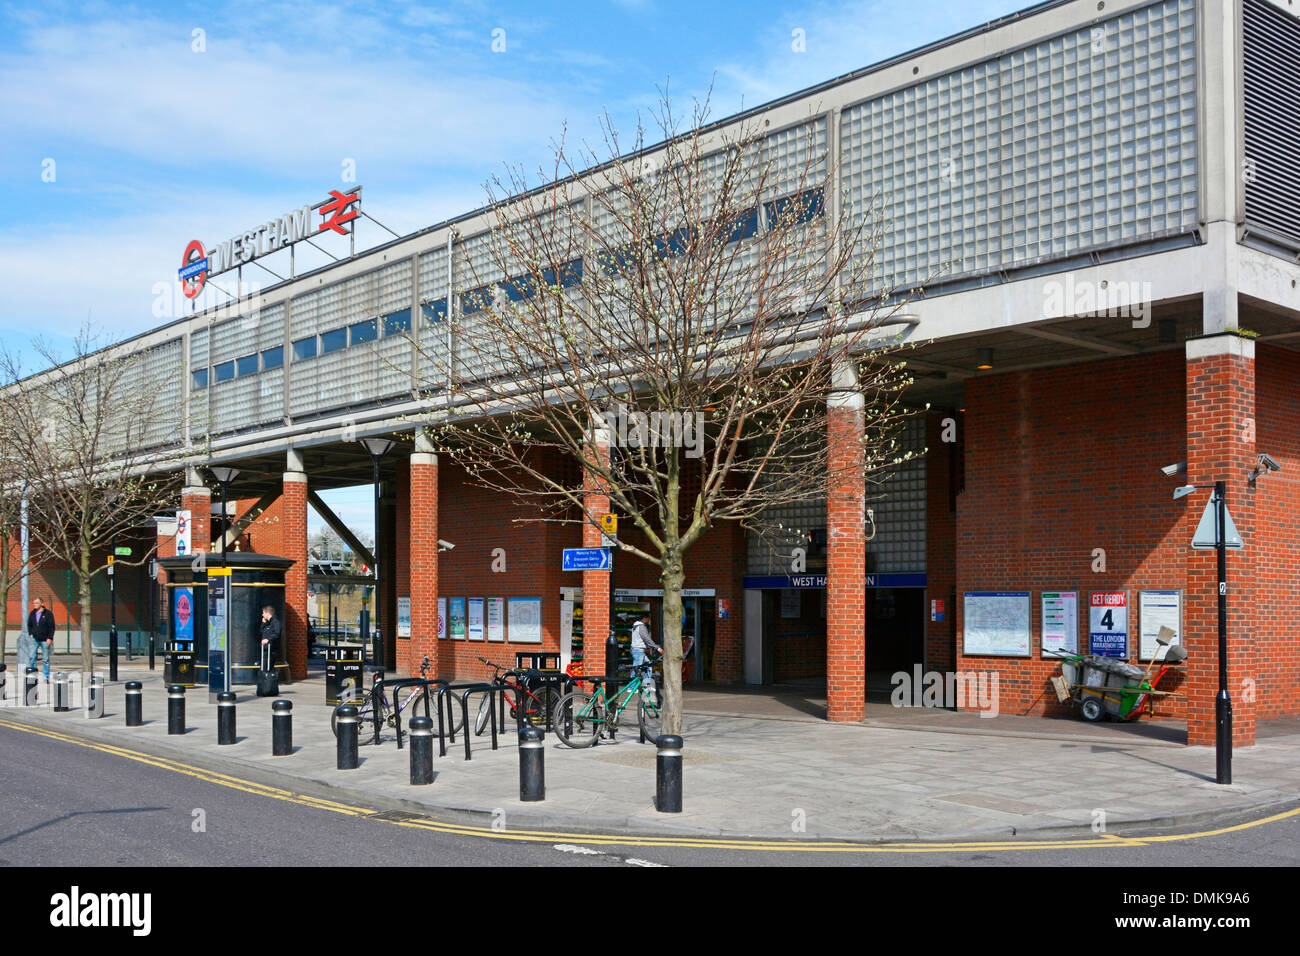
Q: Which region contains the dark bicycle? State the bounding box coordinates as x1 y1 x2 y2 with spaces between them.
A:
331 655 462 743
473 656 564 735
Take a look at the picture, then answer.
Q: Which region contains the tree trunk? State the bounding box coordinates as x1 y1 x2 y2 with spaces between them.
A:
80 546 94 675
661 557 685 735
0 540 9 665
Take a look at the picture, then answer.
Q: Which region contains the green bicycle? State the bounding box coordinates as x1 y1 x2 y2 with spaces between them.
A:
551 663 662 748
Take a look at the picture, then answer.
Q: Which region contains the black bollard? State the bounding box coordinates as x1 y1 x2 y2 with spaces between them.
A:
655 734 683 813
217 691 236 745
86 675 105 718
148 633 156 671
0 662 6 702
126 632 133 662
519 724 545 802
167 684 185 735
409 716 433 785
335 704 359 769
125 680 143 726
53 672 70 712
109 629 119 683
25 667 39 707
272 699 292 756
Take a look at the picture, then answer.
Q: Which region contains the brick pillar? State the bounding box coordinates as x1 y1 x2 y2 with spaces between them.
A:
180 474 211 558
581 433 611 678
827 362 866 722
1185 333 1257 746
408 448 439 677
282 465 309 681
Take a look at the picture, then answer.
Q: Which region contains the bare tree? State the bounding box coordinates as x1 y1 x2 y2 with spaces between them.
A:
4 325 183 675
0 395 49 666
416 92 921 733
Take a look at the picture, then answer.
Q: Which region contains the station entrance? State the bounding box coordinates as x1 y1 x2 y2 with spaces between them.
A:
742 574 929 690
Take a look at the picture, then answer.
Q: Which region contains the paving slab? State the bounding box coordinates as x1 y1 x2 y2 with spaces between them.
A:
2 661 1298 843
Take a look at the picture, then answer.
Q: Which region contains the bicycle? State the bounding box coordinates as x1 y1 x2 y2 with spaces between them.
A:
551 658 663 748
330 655 462 743
473 657 564 735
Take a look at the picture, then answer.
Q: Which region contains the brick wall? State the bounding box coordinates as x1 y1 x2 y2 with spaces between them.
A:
956 351 1188 719
1254 345 1300 721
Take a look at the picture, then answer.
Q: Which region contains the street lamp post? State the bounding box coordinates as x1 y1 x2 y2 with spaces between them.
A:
208 467 241 567
360 438 394 675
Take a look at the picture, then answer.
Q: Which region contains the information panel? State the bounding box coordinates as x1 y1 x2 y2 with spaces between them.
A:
508 597 543 644
467 597 485 642
448 597 466 640
1138 590 1182 660
1040 591 1079 656
1089 591 1129 658
962 592 1031 657
487 597 505 642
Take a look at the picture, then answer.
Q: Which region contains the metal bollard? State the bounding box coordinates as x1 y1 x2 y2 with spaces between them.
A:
409 716 434 785
53 672 70 712
519 724 545 802
126 632 133 662
148 634 156 671
86 675 105 718
24 667 38 707
655 734 683 813
0 662 6 702
125 680 143 726
217 691 236 745
167 684 185 735
272 699 292 756
109 629 119 683
335 704 359 769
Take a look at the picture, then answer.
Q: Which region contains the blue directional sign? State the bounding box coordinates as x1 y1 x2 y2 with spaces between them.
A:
563 548 612 572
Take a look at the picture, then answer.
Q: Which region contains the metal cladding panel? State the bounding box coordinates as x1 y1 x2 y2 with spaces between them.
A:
840 0 1198 296
1243 0 1300 249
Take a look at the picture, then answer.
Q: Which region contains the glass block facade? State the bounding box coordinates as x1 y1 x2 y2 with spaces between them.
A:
839 0 1198 295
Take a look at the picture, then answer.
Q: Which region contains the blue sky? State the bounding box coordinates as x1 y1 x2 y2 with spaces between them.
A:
0 0 1030 532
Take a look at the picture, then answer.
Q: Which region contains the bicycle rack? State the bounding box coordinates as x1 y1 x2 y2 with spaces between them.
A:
501 668 574 732
433 682 509 760
368 676 445 748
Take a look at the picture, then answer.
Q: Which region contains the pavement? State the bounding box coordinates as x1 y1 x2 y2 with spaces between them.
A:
3 655 1300 843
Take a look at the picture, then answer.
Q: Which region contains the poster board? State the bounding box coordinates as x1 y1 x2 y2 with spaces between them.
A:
397 597 411 638
448 597 467 640
1040 591 1079 657
487 597 505 642
508 597 543 644
1089 591 1128 658
962 591 1031 657
1138 590 1182 660
467 597 485 642
437 597 447 640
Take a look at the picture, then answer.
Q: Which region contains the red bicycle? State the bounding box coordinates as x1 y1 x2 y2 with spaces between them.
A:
473 657 566 735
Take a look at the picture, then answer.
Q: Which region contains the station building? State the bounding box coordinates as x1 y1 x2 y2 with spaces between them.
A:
14 0 1300 746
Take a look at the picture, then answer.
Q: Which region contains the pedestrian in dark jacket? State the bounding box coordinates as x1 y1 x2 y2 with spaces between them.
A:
27 598 55 679
259 606 282 661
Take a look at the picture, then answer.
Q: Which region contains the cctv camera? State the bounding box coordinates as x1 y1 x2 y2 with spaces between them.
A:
1160 461 1187 477
1258 453 1281 472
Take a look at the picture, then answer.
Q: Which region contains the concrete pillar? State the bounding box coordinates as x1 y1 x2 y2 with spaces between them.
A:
581 426 611 679
282 460 309 681
1184 332 1256 746
408 440 439 677
826 360 866 722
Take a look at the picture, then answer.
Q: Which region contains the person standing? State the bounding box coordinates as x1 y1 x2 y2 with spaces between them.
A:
629 612 660 670
27 598 55 680
259 605 282 660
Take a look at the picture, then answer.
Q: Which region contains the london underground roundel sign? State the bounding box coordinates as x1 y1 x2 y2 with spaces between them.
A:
179 239 209 299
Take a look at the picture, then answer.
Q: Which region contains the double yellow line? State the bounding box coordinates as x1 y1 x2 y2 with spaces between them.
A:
3 718 1296 854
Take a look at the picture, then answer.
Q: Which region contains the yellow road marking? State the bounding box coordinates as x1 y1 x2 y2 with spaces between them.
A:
3 718 1296 854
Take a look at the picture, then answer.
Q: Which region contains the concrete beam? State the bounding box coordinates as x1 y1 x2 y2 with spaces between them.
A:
307 489 376 569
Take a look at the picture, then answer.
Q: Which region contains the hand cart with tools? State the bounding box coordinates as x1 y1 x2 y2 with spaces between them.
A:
1047 627 1189 723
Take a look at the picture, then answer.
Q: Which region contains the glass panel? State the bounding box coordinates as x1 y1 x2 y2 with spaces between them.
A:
213 361 235 383
349 319 378 345
235 354 258 377
293 337 317 361
321 328 347 353
261 346 283 370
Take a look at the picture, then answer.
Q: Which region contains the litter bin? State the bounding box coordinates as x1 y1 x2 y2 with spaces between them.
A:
325 644 365 705
165 642 198 687
515 652 561 672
